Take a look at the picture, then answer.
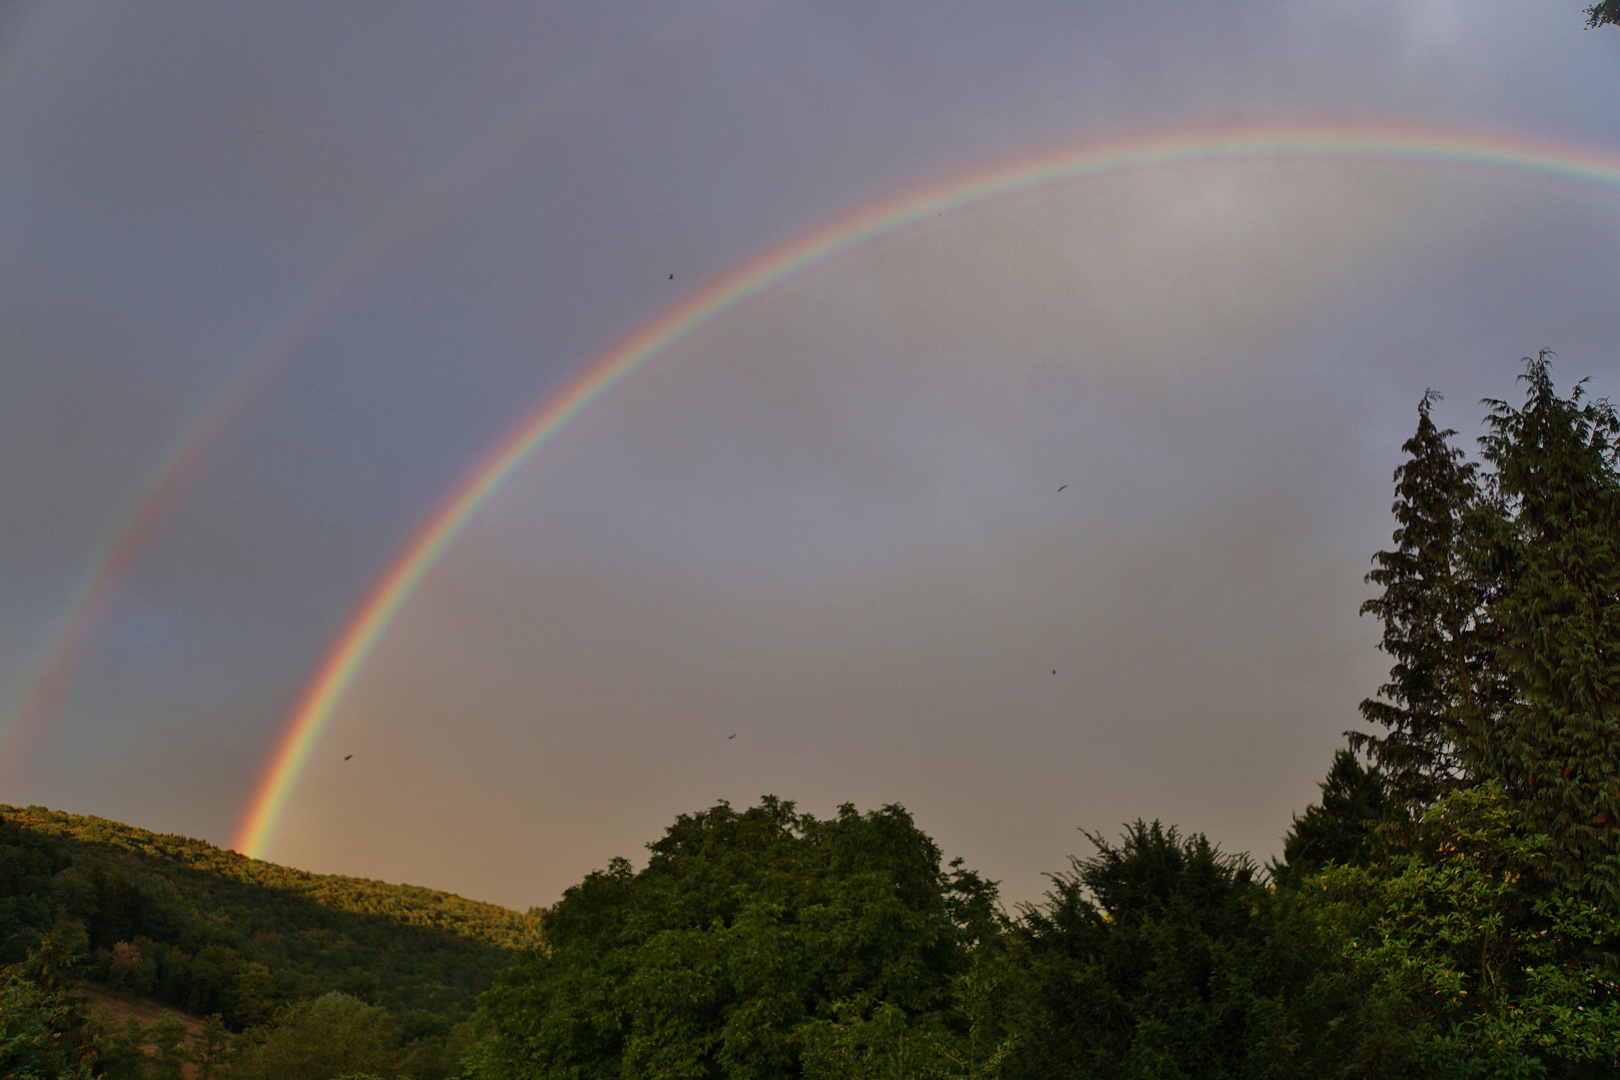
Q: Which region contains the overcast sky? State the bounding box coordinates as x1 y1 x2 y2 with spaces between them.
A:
1 1 1618 911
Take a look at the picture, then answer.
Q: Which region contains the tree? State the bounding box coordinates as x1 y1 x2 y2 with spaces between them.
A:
1473 352 1620 904
0 932 98 1080
1316 784 1620 1076
231 992 404 1080
1008 822 1352 1080
193 1014 232 1080
0 974 96 1080
1275 748 1405 881
1587 1 1619 28
470 798 998 1080
1353 390 1484 810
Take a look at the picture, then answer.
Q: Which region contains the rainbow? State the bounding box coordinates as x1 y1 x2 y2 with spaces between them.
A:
234 117 1620 857
0 10 714 789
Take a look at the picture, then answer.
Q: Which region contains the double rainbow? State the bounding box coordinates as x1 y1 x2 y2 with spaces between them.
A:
0 8 715 789
235 118 1620 857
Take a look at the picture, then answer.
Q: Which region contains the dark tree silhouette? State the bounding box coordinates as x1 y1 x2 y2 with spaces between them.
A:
1354 390 1484 809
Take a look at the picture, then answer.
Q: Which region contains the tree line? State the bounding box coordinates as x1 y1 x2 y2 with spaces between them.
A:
5 352 1619 1078
0 807 539 1078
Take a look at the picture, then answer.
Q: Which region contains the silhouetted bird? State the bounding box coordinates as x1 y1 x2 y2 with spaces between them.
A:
1052 670 1057 675
728 734 736 739
1058 484 1068 492
344 754 352 761
669 273 674 279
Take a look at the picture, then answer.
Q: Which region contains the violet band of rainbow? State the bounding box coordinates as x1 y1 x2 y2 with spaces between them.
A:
0 10 713 792
234 117 1620 858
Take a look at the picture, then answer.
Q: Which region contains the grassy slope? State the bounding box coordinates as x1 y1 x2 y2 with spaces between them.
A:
1 805 543 1022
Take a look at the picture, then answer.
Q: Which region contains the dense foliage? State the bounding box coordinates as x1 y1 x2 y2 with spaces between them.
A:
1008 821 1356 1079
0 804 541 1028
5 353 1619 1079
469 798 1001 1080
0 929 99 1079
1276 748 1406 879
1350 390 1482 810
1296 355 1620 1075
1473 359 1620 900
0 805 541 1077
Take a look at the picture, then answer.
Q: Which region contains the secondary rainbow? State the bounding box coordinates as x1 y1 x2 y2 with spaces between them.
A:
234 117 1620 857
0 13 711 789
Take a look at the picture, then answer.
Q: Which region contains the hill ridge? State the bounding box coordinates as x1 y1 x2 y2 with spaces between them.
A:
0 803 543 1027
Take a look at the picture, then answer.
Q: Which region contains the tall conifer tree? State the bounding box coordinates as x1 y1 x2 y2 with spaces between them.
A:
1277 748 1403 879
1354 390 1483 809
1474 352 1620 902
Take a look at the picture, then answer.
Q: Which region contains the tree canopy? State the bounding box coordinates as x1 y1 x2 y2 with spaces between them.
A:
8 352 1620 1079
471 797 999 1080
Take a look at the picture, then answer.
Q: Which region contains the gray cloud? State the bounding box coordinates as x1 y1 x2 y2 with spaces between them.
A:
272 165 1620 908
1 1 1618 904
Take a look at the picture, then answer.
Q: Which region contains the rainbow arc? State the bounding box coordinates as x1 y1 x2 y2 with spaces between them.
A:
234 118 1620 858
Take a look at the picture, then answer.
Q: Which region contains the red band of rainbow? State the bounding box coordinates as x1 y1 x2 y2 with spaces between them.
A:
234 118 1620 857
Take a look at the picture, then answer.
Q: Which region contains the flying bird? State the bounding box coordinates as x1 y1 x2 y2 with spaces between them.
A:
1058 484 1068 492
669 273 674 279
344 754 352 761
727 734 736 739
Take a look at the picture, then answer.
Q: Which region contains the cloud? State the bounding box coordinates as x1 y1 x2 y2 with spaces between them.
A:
4 2 1619 903
264 158 1600 908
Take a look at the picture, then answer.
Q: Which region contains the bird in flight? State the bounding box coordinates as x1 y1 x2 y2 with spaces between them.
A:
1052 670 1057 675
669 273 674 280
1058 484 1068 492
344 754 353 761
727 734 736 739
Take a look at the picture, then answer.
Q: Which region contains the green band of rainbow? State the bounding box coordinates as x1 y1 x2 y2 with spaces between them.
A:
233 117 1620 857
0 9 715 792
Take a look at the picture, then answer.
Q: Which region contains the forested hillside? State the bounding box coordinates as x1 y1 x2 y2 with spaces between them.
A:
0 804 541 1027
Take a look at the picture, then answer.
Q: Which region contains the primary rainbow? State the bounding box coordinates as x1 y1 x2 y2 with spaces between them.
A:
0 10 711 789
234 117 1620 858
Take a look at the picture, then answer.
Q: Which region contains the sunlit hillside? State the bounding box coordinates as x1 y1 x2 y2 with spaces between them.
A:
0 804 542 1027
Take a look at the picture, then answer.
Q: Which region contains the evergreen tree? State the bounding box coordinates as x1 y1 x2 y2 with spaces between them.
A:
1473 352 1620 903
1353 390 1484 809
1008 822 1351 1080
1276 749 1404 881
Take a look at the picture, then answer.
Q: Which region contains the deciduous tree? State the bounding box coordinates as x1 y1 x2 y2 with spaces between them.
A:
471 798 998 1080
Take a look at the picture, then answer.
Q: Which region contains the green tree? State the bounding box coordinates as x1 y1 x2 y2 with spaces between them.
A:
1316 784 1620 1077
1008 822 1352 1080
1276 748 1406 881
927 955 1015 1080
1354 390 1484 810
1473 352 1620 904
471 798 997 1080
0 971 96 1079
232 992 403 1080
194 1014 232 1080
0 932 98 1079
143 1013 190 1080
1587 1 1619 28
1 804 541 1029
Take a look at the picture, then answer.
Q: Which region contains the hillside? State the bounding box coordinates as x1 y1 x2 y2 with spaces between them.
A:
0 804 542 1028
